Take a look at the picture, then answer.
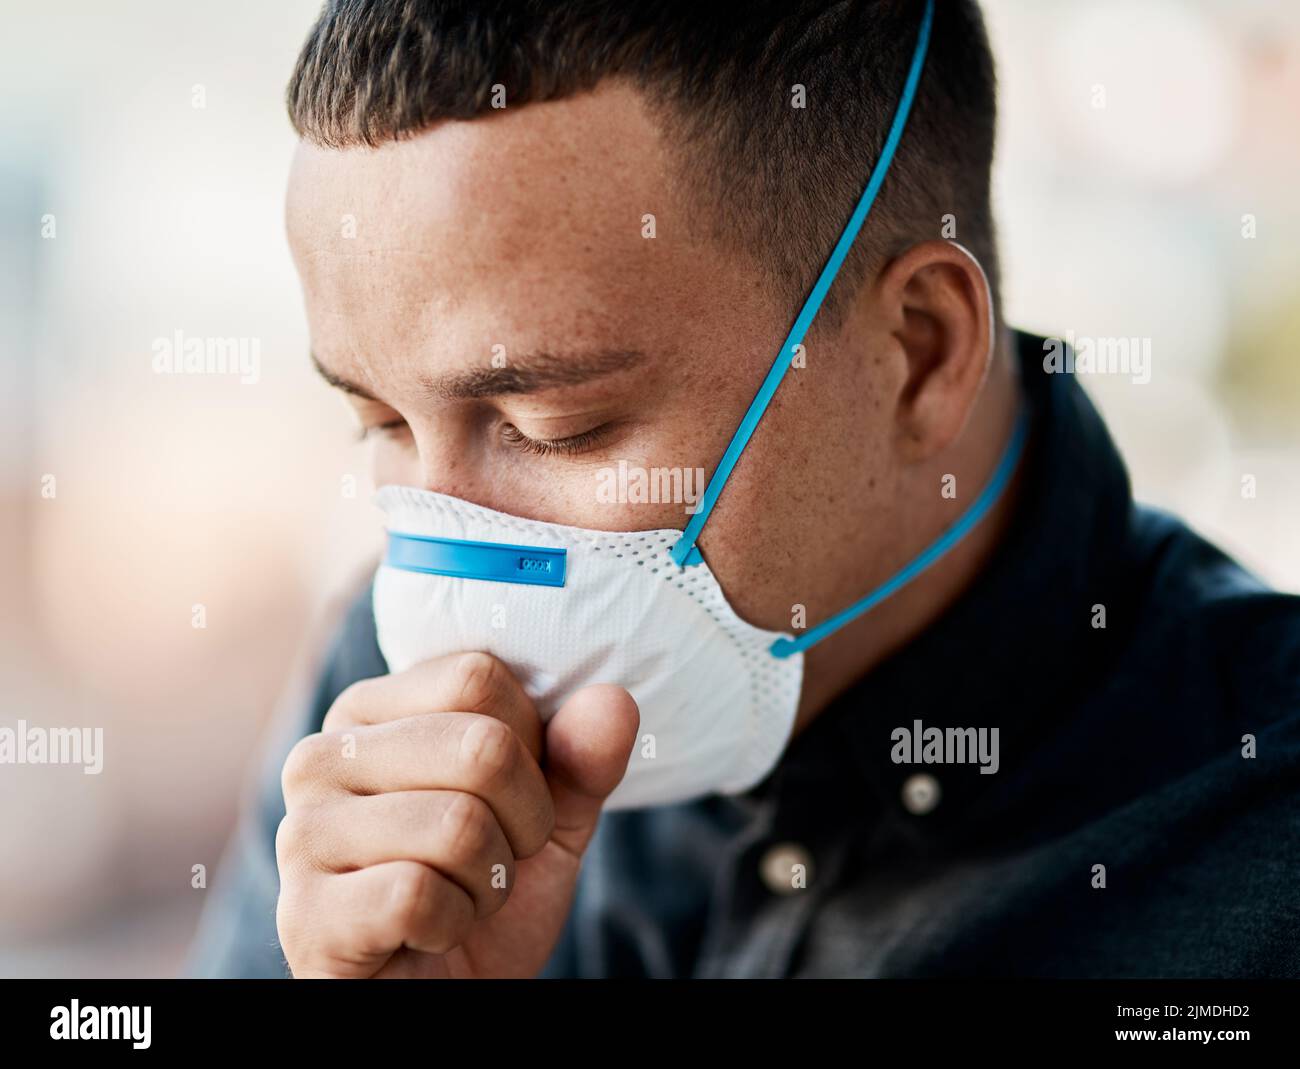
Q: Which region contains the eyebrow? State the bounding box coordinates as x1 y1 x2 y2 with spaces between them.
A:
311 351 378 400
310 348 646 402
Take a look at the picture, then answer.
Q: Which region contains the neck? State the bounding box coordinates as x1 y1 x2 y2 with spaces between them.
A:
790 327 1026 737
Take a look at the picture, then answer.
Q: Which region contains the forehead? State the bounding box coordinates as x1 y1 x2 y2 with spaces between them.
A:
285 82 774 391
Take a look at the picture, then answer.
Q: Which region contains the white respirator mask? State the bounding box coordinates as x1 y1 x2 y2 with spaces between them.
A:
372 0 1022 809
373 487 804 809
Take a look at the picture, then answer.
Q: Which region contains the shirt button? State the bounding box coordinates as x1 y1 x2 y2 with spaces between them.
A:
901 773 942 815
758 841 814 895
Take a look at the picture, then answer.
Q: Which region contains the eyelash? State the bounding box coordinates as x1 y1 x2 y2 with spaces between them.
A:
499 422 612 457
355 418 612 458
354 419 407 443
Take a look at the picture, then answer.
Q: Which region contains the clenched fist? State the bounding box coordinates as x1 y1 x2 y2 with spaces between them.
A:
275 651 639 978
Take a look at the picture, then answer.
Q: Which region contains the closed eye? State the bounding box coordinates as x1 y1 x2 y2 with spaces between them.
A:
355 417 408 442
498 421 614 458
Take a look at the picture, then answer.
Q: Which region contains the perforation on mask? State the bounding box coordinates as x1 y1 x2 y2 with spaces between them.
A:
378 485 682 548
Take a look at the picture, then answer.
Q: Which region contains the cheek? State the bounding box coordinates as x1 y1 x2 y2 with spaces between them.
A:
503 473 695 533
686 361 898 631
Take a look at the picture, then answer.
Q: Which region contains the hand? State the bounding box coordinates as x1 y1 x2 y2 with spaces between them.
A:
275 651 639 977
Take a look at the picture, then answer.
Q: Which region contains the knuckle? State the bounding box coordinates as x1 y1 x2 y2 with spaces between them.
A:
384 863 442 944
483 854 516 912
447 651 505 713
280 733 331 799
275 881 312 959
275 895 298 954
457 716 517 786
324 676 381 730
275 806 324 872
438 792 493 861
514 811 553 861
274 811 301 869
386 863 432 921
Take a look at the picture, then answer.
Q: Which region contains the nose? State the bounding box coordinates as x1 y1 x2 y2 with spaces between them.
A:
368 417 482 499
402 416 522 514
380 414 567 522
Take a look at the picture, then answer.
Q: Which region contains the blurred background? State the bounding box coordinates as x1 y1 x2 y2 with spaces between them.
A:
0 0 1296 976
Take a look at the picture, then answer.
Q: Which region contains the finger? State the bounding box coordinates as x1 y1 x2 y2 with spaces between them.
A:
281 712 555 856
278 860 474 978
543 684 640 858
323 652 543 763
278 791 514 918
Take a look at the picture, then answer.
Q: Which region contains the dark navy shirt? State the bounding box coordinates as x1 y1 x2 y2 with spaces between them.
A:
187 330 1300 978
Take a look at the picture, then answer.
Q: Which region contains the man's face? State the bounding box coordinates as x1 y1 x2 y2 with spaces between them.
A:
286 81 902 633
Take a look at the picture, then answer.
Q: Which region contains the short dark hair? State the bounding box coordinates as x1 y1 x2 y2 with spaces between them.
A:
287 0 1000 330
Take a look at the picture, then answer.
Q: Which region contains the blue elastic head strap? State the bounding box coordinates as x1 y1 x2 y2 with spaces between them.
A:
769 404 1028 658
657 0 1029 659
662 0 1028 657
669 0 936 570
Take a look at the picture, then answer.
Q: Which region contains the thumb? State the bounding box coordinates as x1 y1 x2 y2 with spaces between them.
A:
542 683 639 858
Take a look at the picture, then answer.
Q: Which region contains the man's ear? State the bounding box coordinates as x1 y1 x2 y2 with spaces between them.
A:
874 239 994 462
